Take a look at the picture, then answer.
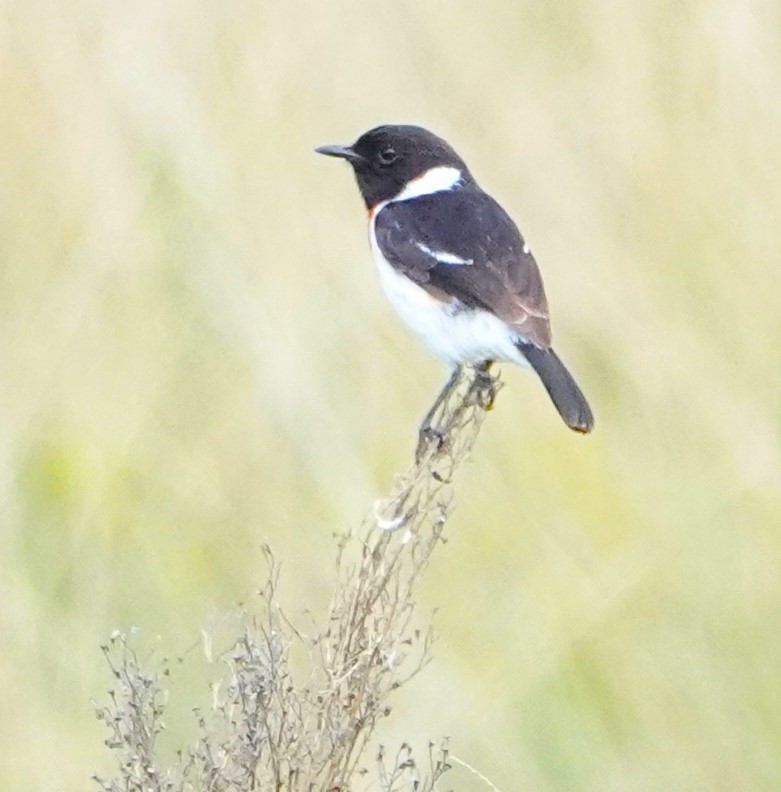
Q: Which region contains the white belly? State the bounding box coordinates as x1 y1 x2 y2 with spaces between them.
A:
370 236 527 367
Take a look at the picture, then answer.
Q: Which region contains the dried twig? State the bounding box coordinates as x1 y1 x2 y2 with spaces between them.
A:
94 365 500 792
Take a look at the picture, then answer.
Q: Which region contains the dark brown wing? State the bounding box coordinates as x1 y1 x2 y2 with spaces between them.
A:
373 189 551 347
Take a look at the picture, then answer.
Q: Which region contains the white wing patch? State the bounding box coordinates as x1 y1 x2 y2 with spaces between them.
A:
415 241 473 266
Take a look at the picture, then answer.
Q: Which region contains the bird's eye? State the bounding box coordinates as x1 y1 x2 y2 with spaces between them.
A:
378 147 398 166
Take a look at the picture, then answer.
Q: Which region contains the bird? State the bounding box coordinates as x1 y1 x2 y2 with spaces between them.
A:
315 124 594 439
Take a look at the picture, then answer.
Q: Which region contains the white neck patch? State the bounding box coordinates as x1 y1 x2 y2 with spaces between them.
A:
392 165 462 202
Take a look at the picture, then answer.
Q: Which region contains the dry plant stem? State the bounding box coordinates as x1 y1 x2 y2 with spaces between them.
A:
94 364 500 792
93 637 172 792
315 365 501 786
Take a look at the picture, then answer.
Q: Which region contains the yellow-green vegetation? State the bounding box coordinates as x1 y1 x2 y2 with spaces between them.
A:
2 1 780 790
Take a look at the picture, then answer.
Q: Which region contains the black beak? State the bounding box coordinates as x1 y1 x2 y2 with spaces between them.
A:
315 144 365 163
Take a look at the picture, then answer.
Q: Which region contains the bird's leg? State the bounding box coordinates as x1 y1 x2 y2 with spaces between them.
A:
417 365 463 459
473 360 498 410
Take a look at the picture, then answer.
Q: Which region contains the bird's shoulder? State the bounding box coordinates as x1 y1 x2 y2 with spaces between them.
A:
375 187 521 264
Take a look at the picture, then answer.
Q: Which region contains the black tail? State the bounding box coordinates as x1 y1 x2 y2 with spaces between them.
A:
517 342 594 433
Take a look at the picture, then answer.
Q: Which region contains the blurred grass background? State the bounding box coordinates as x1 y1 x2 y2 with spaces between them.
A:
2 0 781 789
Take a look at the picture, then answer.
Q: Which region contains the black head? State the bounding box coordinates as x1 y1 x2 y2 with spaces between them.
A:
316 124 473 208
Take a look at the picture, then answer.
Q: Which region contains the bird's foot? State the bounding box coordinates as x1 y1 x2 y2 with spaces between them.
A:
472 362 499 411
